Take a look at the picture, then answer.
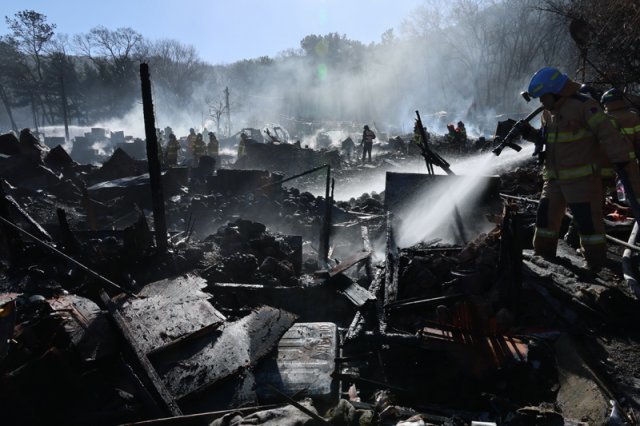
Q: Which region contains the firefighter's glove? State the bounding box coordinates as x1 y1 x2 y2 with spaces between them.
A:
516 121 534 139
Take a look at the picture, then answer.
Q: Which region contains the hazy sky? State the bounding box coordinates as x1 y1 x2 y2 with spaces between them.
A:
1 0 426 64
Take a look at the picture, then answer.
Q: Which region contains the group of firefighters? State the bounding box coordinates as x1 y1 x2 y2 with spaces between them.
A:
521 66 640 271
160 127 219 168
446 121 468 148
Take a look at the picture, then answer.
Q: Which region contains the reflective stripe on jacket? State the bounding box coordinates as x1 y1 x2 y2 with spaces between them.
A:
538 93 633 182
607 106 640 157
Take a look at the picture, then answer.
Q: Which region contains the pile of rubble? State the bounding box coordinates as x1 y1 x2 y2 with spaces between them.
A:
0 130 639 426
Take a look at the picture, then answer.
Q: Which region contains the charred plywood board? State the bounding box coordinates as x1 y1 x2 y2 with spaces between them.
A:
118 275 225 354
154 306 298 401
254 322 337 402
48 294 117 362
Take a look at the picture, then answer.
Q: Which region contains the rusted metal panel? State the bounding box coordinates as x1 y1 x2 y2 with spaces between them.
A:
119 275 225 354
154 306 298 401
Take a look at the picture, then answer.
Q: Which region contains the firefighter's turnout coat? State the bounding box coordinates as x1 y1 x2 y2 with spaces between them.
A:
526 80 640 268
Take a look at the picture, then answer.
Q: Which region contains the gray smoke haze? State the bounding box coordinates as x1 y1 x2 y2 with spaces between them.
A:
31 0 576 151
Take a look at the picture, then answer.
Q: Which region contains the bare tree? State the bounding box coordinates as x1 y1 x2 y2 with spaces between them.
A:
74 26 144 65
143 39 204 107
541 0 640 91
73 26 144 115
206 95 227 134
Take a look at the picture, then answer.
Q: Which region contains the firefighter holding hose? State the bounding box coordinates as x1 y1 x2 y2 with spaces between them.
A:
519 67 640 270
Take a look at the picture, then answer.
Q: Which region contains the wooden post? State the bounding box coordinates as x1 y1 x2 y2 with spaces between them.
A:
323 178 335 262
139 63 168 253
318 165 331 265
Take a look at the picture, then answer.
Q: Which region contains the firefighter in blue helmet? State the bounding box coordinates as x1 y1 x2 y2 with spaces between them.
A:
521 67 640 270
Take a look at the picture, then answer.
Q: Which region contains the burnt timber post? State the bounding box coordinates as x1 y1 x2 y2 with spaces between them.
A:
318 165 331 265
323 178 335 262
140 63 168 253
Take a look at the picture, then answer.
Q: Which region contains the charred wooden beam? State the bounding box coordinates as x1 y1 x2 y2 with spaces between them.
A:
498 204 523 316
140 63 167 253
361 226 373 282
386 294 465 312
327 251 371 278
318 166 332 266
383 212 400 326
256 163 329 191
344 268 385 343
5 193 51 241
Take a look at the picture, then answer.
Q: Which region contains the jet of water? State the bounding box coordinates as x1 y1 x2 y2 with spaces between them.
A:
394 144 536 247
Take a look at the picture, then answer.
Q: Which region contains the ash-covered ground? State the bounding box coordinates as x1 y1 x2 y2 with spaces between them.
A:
0 131 638 426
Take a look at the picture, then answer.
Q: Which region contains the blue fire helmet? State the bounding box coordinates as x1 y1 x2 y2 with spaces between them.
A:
601 88 623 105
527 67 569 98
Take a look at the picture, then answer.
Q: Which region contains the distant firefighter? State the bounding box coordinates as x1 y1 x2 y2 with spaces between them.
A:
207 132 219 168
361 125 376 163
165 133 181 167
186 128 197 156
446 124 457 143
456 121 468 144
238 132 249 158
192 133 207 166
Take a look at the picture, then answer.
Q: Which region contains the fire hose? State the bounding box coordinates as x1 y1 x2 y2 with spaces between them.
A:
492 106 545 157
